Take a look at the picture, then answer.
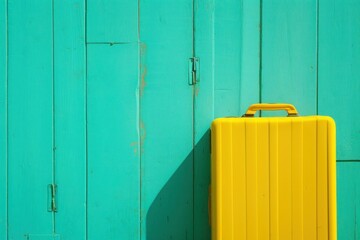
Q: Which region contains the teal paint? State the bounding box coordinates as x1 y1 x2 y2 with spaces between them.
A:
139 1 194 239
239 0 261 114
193 0 215 239
7 0 54 238
87 0 138 43
54 0 86 239
337 162 360 240
213 0 243 118
87 44 140 239
261 0 317 116
318 0 360 160
26 234 60 240
0 0 359 239
0 0 6 238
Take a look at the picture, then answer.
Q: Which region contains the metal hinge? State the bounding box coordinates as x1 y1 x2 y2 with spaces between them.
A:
47 184 57 212
188 57 200 85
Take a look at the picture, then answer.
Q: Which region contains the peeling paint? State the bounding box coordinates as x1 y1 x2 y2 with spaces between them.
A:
140 67 147 97
130 141 138 156
195 85 200 97
140 43 147 97
140 120 146 154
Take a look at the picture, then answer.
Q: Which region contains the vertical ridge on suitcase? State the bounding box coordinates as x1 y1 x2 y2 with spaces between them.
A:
211 113 336 240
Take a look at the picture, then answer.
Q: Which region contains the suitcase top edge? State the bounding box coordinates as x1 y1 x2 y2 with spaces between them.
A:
211 115 335 129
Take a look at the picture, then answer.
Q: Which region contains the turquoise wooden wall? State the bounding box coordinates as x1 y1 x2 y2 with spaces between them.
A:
0 0 359 239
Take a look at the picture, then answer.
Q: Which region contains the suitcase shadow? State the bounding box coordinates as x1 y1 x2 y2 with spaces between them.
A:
146 129 211 240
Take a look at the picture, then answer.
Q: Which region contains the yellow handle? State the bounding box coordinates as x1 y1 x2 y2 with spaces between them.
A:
244 103 298 117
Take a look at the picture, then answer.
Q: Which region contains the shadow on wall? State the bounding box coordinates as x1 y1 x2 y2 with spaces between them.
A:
146 130 211 240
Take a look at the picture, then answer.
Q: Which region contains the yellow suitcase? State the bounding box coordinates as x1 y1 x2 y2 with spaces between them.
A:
211 103 336 240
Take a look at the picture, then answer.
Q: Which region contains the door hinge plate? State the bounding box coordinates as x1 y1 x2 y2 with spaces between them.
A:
47 184 57 212
188 57 200 85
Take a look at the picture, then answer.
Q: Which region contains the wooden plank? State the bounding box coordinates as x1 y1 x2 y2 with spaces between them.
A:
53 0 86 239
213 0 243 118
193 0 214 239
87 0 138 43
318 0 360 160
139 1 193 239
240 0 261 113
87 44 140 239
261 0 317 116
337 161 360 240
0 0 6 238
7 0 53 238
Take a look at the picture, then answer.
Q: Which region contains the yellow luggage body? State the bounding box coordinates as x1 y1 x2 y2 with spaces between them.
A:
211 104 336 240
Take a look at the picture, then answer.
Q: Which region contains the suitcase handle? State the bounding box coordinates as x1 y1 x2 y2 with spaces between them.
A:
243 103 298 117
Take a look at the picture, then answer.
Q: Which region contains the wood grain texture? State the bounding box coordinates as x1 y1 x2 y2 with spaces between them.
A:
0 0 6 238
87 0 138 43
240 0 261 114
7 0 54 238
139 1 194 239
318 0 360 160
54 0 86 239
87 44 140 240
261 0 317 116
337 161 360 240
193 0 214 239
213 0 243 118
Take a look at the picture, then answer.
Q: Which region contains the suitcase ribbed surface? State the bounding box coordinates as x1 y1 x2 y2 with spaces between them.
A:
211 116 336 240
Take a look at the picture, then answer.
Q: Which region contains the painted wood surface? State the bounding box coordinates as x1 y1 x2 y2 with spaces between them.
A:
87 0 138 43
87 43 140 239
318 0 360 160
0 1 359 239
213 0 243 118
193 0 214 239
7 0 54 238
139 1 194 239
0 0 6 238
54 0 86 239
337 162 360 240
239 0 261 114
262 0 317 116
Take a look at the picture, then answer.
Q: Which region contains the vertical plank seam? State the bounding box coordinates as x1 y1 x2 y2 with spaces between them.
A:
5 0 8 238
238 0 244 115
259 0 263 115
316 0 319 115
51 0 57 233
211 0 215 120
137 0 141 238
84 0 89 238
192 0 196 239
